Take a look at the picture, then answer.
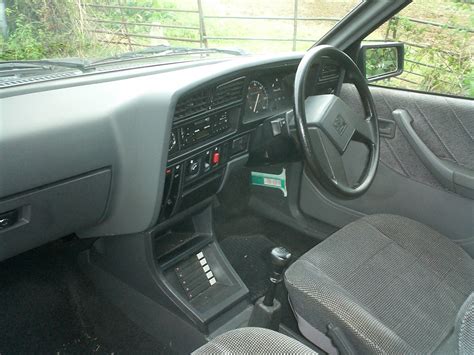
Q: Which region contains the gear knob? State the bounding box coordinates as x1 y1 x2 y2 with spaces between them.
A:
270 246 292 273
263 246 292 307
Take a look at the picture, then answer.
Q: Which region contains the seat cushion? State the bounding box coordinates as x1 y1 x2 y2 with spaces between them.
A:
192 327 317 354
456 292 474 355
285 214 474 354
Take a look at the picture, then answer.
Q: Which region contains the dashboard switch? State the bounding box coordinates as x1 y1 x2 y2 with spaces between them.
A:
187 158 201 177
271 120 282 136
204 150 212 172
271 117 288 137
231 135 249 155
212 151 220 165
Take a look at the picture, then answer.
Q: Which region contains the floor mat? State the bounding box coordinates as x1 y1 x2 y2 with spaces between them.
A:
215 213 318 258
0 238 168 354
218 218 319 333
220 234 275 301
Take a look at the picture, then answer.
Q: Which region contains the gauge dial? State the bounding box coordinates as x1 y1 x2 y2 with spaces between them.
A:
247 80 269 114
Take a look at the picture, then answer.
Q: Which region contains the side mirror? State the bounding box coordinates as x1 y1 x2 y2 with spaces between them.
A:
359 42 404 82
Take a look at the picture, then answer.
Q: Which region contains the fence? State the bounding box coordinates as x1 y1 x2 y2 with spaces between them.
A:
82 1 472 92
82 1 348 51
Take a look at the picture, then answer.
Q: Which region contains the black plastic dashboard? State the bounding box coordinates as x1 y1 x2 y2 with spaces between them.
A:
167 65 298 161
167 60 340 161
159 60 341 222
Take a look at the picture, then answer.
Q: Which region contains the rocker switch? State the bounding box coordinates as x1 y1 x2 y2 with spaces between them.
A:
211 151 220 166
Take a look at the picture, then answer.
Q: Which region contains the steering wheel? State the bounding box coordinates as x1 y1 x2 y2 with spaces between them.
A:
294 45 380 198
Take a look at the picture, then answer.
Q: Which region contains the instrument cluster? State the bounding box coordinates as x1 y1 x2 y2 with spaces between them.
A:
243 70 295 124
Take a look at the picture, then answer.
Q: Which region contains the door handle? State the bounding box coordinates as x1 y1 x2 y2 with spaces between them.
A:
393 109 474 199
378 117 396 138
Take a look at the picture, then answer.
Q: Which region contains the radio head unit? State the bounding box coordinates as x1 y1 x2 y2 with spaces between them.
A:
178 109 239 150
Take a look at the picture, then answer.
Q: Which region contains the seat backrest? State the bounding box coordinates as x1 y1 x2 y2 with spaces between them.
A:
456 292 474 355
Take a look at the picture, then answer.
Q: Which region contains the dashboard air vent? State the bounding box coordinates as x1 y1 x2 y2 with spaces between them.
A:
319 63 339 82
213 76 246 108
174 88 212 121
174 76 246 121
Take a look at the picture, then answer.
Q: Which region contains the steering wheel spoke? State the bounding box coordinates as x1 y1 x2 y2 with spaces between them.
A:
334 68 346 97
308 127 349 186
353 117 377 145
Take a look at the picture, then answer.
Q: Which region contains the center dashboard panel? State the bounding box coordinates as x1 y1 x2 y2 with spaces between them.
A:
152 60 343 333
159 60 341 223
160 76 248 222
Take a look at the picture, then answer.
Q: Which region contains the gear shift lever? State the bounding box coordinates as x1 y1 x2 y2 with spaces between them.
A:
263 247 292 306
248 246 292 330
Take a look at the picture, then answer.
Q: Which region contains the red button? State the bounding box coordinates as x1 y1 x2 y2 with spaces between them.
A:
212 152 220 165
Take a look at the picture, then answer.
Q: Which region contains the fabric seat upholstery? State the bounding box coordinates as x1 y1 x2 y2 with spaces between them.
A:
285 214 474 354
192 327 317 354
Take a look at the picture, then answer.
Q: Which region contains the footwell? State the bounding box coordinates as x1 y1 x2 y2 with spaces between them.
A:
0 237 166 354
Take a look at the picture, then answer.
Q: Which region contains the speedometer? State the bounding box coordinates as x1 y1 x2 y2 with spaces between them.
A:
246 80 269 114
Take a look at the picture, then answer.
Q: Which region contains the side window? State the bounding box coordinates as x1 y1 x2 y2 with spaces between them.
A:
365 1 473 98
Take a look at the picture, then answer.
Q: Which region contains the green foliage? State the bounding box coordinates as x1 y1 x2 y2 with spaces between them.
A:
382 1 473 98
2 12 44 59
0 0 100 60
365 47 398 78
86 0 199 50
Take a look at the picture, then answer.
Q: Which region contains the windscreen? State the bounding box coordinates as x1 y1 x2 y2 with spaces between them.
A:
0 0 361 61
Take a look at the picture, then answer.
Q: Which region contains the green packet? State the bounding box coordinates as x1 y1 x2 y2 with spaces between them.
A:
250 168 287 197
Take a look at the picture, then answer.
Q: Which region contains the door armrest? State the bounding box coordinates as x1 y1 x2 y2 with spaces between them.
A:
393 109 474 199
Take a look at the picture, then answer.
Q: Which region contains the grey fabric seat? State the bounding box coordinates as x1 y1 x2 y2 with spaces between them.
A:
285 214 474 354
192 327 317 354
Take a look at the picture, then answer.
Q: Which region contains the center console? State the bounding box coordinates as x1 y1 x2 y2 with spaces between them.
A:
160 75 252 222
152 209 250 331
80 64 305 352
80 204 251 354
159 129 249 222
80 77 255 352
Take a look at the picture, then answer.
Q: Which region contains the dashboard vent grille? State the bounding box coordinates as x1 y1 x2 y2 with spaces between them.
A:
319 63 339 82
174 89 212 121
0 71 80 88
213 76 246 108
174 76 246 121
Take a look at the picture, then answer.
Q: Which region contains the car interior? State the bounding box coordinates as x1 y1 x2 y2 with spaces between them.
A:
0 0 473 353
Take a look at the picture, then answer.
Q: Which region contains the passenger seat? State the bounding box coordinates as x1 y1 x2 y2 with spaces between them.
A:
192 327 317 354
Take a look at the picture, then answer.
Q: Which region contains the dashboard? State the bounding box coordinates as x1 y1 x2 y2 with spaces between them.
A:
167 67 296 161
167 61 339 160
0 52 340 261
160 61 340 222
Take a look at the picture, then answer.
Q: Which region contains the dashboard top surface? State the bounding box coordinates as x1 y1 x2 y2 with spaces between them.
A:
0 52 305 99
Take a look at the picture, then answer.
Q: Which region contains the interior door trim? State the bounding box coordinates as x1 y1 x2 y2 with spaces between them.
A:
393 109 474 199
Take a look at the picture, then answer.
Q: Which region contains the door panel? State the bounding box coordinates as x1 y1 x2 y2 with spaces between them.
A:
341 85 474 191
299 85 474 255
